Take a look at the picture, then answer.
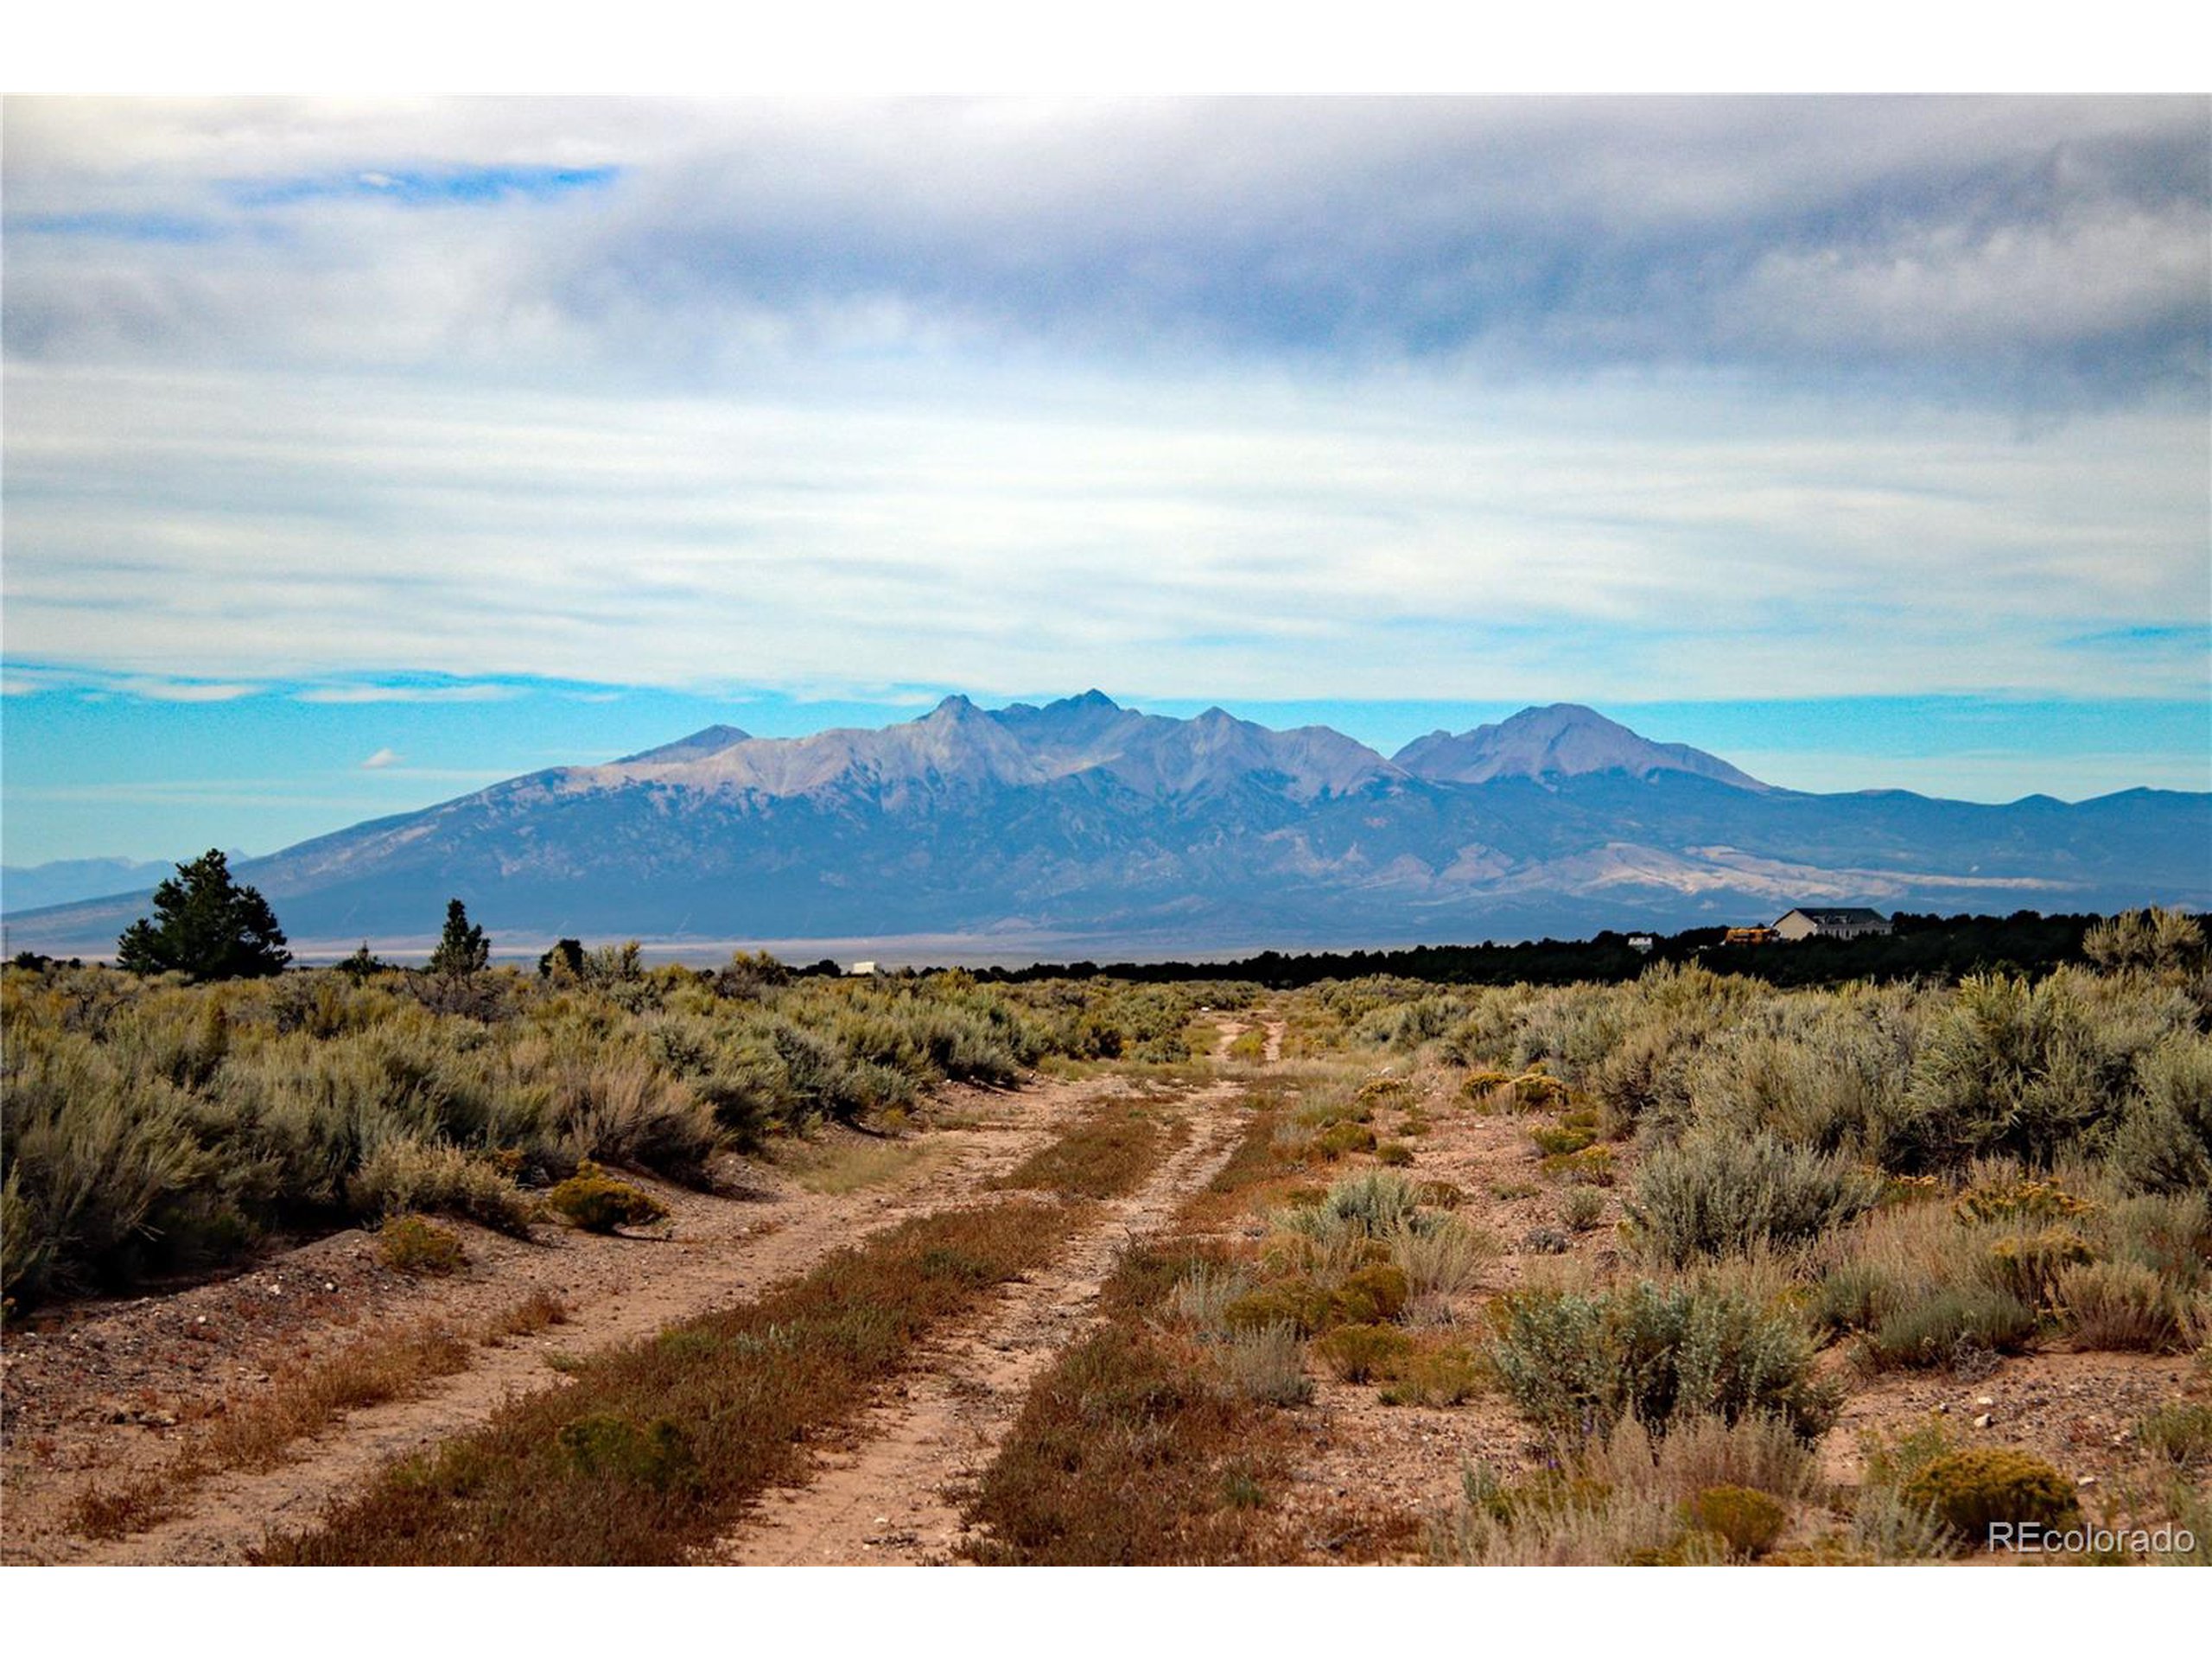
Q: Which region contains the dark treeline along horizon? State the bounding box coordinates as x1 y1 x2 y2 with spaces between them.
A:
953 912 2111 991
8 893 2136 998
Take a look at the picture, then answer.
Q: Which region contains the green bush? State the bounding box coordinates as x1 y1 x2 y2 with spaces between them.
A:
2111 1034 2212 1196
1279 1169 1423 1241
1563 1187 1607 1233
554 1413 700 1494
1541 1146 1616 1186
347 1137 534 1236
1861 1285 2038 1370
1513 1072 1568 1109
1886 972 2154 1172
1313 1322 1414 1383
1312 1122 1377 1160
1682 1484 1787 1559
1485 1280 1835 1444
0 1037 213 1304
1222 1283 1336 1338
1335 1263 1410 1325
1624 1130 1880 1267
1376 1344 1484 1407
1953 1175 2091 1225
1979 1227 2094 1308
1530 1122 1599 1157
545 1161 669 1233
378 1214 466 1275
1901 1448 2078 1542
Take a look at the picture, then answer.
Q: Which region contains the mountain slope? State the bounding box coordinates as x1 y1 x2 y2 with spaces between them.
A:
1395 703 1768 790
5 696 2204 956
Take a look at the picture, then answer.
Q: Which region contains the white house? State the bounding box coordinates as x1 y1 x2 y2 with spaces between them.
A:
847 960 879 976
1772 907 1891 942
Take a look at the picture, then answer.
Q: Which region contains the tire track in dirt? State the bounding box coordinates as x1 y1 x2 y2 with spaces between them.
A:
34 1073 1132 1567
712 1077 1252 1567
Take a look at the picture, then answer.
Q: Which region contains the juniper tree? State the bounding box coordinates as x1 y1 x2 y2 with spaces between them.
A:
114 849 291 981
428 898 490 977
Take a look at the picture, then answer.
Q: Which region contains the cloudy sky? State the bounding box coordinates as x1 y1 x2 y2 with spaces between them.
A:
3 95 2208 866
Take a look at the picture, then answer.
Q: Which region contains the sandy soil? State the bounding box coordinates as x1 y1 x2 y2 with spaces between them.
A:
0 1070 1130 1566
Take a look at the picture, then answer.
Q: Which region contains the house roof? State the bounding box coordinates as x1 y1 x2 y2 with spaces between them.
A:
1778 907 1888 924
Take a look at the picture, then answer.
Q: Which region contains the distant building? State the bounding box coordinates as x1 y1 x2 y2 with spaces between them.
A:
1773 907 1891 942
1627 934 1656 954
1724 925 1779 945
848 960 879 976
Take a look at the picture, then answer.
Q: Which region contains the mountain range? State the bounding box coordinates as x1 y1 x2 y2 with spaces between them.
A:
5 697 2206 960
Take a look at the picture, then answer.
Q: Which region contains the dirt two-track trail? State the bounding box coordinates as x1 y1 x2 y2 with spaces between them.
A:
715 1073 1250 1565
3 1022 1276 1567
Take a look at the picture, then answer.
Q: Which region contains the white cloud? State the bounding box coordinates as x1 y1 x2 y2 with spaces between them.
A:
359 747 403 768
293 683 521 704
2 99 2202 720
112 677 264 702
2 359 2202 707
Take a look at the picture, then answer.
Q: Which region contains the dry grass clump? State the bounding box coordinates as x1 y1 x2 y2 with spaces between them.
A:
69 1316 476 1543
1389 1214 1501 1299
962 1324 1300 1564
1815 1195 2048 1369
1429 1410 1816 1565
259 1198 1072 1563
1164 1261 1256 1332
1220 1322 1314 1405
788 1136 946 1196
480 1287 569 1344
1273 1168 1499 1300
2136 1401 2212 1465
2056 1259 2192 1351
208 1321 473 1471
1815 1170 2209 1364
995 1102 1179 1199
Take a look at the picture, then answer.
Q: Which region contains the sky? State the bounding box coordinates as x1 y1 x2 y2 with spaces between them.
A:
3 92 2209 868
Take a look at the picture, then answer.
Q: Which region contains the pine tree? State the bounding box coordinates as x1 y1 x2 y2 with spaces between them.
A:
115 849 291 981
428 898 490 977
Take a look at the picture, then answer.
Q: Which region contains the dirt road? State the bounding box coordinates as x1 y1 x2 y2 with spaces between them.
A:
3 1069 1155 1566
715 1077 1250 1564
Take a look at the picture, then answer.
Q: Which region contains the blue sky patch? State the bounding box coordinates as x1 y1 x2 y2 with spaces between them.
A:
226 165 620 210
12 211 226 243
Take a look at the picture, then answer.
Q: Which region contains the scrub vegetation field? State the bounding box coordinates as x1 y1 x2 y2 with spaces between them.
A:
3 910 2208 1566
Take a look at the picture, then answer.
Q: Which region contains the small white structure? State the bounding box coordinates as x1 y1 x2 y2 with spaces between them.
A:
847 960 879 976
1773 907 1891 942
1627 934 1656 955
